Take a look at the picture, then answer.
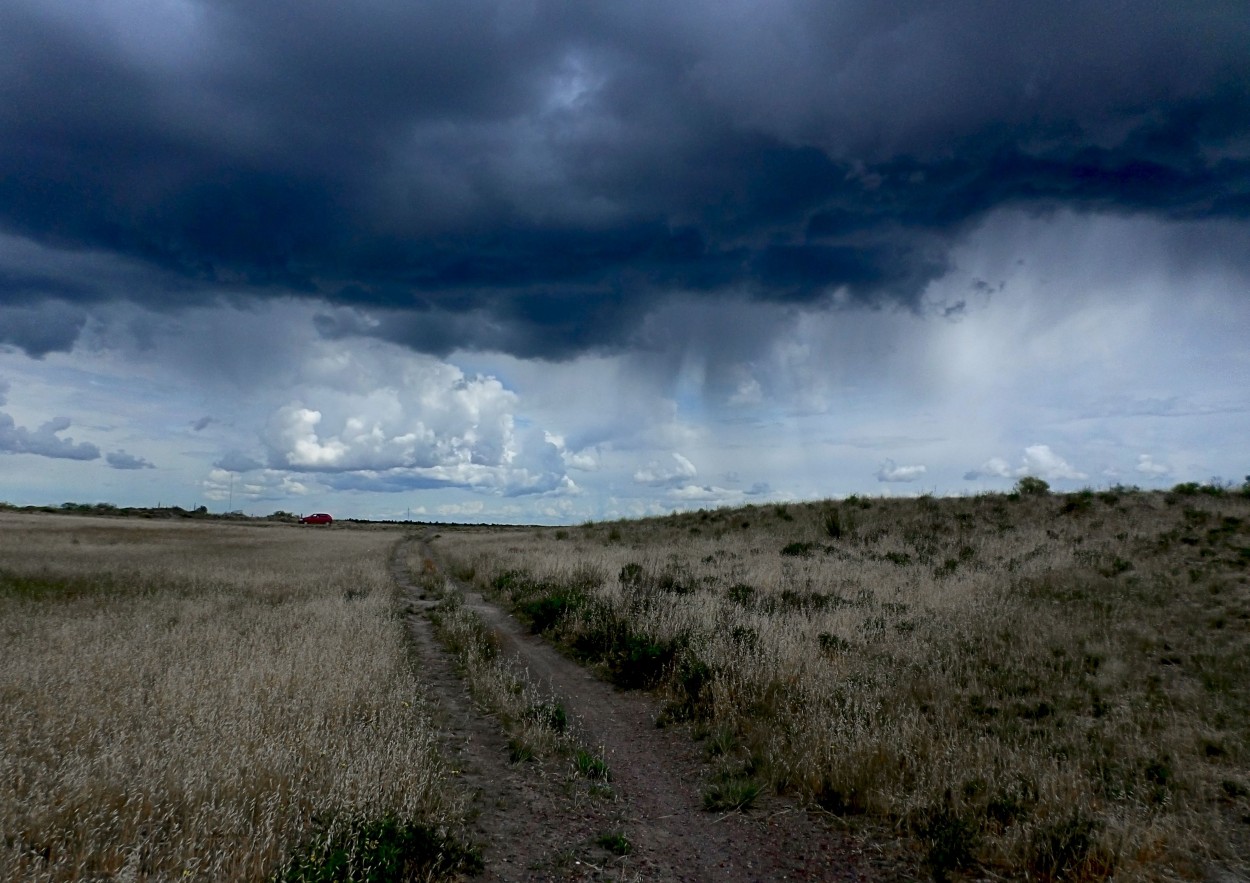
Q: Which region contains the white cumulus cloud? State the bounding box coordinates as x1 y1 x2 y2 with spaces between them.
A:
202 468 309 504
965 445 1087 482
1020 445 1088 481
256 346 575 496
633 452 698 485
876 459 927 482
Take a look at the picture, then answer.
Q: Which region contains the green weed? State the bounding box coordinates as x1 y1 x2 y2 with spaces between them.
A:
702 775 761 812
574 750 610 781
275 812 482 882
594 831 631 856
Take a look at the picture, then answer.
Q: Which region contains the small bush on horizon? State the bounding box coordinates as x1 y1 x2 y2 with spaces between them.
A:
1015 476 1051 496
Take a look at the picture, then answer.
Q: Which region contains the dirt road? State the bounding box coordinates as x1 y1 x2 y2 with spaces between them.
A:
393 536 882 882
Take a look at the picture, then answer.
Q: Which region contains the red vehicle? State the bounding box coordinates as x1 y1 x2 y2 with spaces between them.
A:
299 513 333 525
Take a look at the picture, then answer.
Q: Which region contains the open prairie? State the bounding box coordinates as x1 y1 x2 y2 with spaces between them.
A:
0 514 474 881
431 486 1250 880
6 486 1249 882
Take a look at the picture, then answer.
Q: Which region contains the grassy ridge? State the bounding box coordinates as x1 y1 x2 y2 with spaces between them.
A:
0 514 477 882
433 486 1250 880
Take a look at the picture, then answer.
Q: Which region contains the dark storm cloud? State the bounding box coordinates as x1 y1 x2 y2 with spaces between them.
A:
1 1 1247 358
106 449 155 470
214 450 264 473
0 300 87 357
0 413 100 461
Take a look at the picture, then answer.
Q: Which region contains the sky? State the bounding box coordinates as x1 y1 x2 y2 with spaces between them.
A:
1 1 1248 523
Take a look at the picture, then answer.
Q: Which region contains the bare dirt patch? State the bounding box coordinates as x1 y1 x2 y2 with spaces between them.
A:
394 535 878 881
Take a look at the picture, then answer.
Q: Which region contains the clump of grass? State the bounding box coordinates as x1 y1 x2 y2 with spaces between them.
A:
817 632 851 654
702 773 761 812
275 812 482 882
702 726 738 759
822 508 845 539
594 831 631 856
917 800 980 882
780 541 816 557
519 589 587 633
1026 809 1108 882
574 749 610 781
727 583 756 607
562 596 686 690
429 592 501 661
508 737 536 764
526 701 568 733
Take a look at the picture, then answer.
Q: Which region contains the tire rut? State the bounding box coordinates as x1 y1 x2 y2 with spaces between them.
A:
393 536 876 882
393 543 631 881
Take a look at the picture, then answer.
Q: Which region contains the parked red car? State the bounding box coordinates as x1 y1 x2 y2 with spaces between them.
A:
299 513 333 525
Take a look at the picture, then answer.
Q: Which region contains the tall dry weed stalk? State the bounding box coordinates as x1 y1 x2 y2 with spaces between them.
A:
0 514 466 881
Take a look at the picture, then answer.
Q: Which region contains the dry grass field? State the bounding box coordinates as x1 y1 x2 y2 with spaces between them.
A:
433 484 1250 880
0 514 476 882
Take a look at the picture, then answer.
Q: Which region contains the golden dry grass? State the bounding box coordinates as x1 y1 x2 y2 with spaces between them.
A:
432 488 1250 880
0 514 468 881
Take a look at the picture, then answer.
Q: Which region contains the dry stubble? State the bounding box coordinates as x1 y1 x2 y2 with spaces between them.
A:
0 514 466 881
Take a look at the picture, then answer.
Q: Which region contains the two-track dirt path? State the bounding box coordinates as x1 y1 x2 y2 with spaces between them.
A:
392 535 883 882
